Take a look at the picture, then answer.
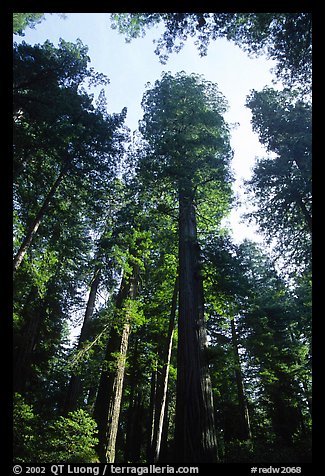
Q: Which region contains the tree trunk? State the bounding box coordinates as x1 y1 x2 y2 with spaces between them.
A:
63 266 101 414
93 264 139 463
151 275 178 463
125 390 145 463
230 316 252 440
175 191 218 463
159 388 171 463
147 368 158 462
124 336 143 463
13 165 68 274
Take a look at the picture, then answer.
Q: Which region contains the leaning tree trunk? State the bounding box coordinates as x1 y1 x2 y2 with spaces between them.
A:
175 191 218 463
13 164 68 274
151 275 178 463
93 262 139 463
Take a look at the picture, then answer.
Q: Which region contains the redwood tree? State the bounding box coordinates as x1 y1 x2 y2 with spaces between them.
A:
137 72 233 462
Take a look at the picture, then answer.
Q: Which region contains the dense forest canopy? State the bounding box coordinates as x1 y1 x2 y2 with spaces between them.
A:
12 12 312 466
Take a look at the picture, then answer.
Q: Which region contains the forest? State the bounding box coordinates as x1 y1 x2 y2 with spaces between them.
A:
13 13 312 465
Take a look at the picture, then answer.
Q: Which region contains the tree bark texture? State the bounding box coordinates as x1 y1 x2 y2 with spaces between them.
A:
93 264 139 463
175 193 218 463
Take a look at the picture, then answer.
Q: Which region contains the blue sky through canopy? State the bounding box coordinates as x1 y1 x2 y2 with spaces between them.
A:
13 12 283 243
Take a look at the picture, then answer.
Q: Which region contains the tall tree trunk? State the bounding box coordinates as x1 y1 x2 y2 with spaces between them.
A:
124 336 142 463
93 263 139 463
151 275 178 463
13 165 68 274
147 368 158 462
159 387 171 463
230 316 252 440
124 389 145 463
175 192 218 463
63 266 101 414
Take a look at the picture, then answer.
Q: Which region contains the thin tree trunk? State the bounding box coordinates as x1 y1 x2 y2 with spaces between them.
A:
63 266 101 414
151 275 178 463
147 368 158 461
13 165 68 274
93 263 139 463
159 388 171 463
230 316 252 440
175 191 218 463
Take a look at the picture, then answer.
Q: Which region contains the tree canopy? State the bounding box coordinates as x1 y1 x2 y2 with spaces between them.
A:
110 13 312 92
244 87 312 272
12 13 312 466
13 13 46 35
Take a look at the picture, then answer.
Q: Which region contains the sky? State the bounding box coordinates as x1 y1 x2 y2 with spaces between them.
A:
13 12 282 244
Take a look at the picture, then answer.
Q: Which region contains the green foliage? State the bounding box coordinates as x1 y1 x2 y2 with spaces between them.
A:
244 88 312 272
111 13 162 41
203 237 311 459
13 13 45 35
13 393 39 463
28 249 59 298
110 13 311 92
123 299 146 329
137 71 233 226
13 394 99 463
12 37 128 424
42 410 99 463
13 22 311 464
